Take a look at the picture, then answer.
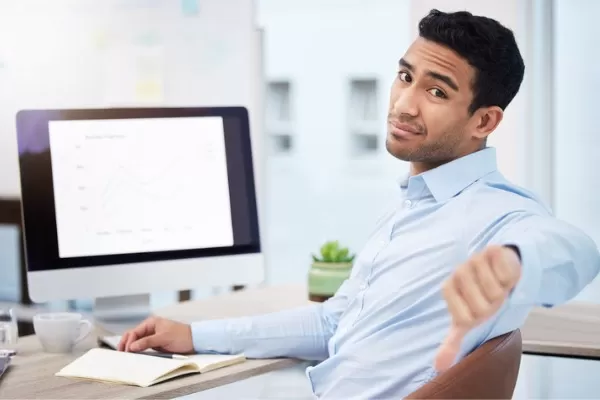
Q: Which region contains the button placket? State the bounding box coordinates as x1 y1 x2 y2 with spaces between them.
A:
352 228 392 325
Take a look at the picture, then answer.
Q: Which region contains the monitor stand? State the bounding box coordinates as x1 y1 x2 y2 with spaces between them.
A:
92 294 151 335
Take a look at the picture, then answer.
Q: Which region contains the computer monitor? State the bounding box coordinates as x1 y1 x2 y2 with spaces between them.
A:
15 106 264 313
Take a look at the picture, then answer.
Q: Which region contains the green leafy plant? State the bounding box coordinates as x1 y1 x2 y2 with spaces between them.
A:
312 240 355 263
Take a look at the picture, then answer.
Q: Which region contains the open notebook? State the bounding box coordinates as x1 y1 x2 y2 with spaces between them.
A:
55 347 246 387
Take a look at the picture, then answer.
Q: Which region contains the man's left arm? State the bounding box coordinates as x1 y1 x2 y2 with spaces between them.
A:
435 212 600 371
496 213 600 307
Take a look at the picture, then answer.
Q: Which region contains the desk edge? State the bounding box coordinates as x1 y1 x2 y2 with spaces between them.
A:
138 358 301 399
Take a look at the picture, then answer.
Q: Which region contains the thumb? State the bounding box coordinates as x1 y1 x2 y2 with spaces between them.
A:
130 334 162 352
435 325 467 372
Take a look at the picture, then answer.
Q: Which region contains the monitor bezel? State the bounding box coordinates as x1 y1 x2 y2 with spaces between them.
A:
15 106 261 273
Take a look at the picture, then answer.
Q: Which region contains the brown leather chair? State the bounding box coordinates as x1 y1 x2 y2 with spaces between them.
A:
407 330 522 399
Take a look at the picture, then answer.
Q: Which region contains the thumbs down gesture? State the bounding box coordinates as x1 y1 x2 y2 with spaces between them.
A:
435 245 522 372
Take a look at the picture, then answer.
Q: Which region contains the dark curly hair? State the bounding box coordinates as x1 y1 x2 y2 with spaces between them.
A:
418 9 525 115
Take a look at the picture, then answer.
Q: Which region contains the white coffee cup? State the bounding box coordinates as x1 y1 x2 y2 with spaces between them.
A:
33 312 93 353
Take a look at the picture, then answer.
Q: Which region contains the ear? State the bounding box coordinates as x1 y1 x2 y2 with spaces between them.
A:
471 106 503 140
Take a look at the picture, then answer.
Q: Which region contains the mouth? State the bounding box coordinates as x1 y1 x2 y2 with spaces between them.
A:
388 120 423 140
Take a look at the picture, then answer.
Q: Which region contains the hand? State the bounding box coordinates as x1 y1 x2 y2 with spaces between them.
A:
435 245 521 372
118 316 194 354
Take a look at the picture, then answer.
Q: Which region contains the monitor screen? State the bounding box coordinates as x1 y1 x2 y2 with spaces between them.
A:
49 116 234 258
16 107 260 272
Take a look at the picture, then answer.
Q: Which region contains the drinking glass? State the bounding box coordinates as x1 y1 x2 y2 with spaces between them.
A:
0 308 18 351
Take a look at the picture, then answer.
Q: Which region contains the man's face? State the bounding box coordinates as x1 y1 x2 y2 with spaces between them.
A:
386 37 484 169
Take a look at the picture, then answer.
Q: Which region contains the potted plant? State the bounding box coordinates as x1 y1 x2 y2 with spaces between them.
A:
308 240 355 302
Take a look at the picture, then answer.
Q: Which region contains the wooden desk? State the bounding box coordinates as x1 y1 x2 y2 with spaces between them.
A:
521 301 600 359
0 285 309 400
2 284 600 399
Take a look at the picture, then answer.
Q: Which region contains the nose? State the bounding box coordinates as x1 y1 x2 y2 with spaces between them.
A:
392 87 419 117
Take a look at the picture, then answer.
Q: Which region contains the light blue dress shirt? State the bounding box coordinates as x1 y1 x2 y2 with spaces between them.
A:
191 147 600 398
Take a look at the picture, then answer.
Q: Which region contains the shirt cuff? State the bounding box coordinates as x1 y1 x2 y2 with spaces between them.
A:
190 319 234 354
503 242 542 306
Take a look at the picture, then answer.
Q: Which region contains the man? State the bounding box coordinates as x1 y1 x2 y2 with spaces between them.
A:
119 9 600 398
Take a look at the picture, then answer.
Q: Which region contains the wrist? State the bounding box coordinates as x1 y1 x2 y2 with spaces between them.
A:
190 319 232 354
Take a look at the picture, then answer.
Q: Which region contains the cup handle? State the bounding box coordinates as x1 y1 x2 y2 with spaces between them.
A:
75 320 93 344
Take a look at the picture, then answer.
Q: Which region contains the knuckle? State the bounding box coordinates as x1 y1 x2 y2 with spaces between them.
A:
462 260 475 273
481 276 502 297
488 244 502 254
473 255 489 271
497 269 512 285
454 269 467 288
492 285 506 298
487 288 503 302
468 259 482 274
472 253 485 264
475 252 488 263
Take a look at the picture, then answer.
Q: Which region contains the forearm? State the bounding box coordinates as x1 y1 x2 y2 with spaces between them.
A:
191 304 334 360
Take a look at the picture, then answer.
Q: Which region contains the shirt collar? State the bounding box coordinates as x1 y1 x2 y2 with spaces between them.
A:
400 147 498 203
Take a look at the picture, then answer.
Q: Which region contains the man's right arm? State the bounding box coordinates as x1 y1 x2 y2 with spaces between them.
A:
191 279 358 360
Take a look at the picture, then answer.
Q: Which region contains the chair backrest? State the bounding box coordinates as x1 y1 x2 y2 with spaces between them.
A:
407 330 522 399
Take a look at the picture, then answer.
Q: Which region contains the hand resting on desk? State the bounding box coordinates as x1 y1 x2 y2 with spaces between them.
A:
119 316 194 354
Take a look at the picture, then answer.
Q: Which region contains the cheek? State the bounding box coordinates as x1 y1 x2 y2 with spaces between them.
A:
422 106 461 138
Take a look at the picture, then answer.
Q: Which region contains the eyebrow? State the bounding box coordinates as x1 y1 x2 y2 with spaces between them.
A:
398 58 459 92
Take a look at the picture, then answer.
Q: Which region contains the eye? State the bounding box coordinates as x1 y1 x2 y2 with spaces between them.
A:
397 71 412 83
428 88 447 99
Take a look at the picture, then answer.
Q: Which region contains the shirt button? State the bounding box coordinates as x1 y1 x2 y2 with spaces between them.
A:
404 199 412 208
360 283 367 290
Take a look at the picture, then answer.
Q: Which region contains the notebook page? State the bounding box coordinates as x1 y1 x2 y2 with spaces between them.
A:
186 354 246 373
56 348 193 387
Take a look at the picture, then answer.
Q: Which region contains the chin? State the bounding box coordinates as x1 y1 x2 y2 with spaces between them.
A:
385 136 414 161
